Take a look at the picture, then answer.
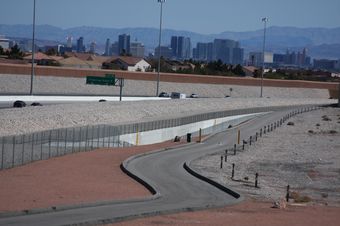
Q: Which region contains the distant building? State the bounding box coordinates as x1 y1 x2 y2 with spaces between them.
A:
104 38 111 56
118 34 130 55
213 39 243 64
248 52 273 67
170 36 191 60
170 36 178 58
103 56 150 72
130 41 145 58
89 41 96 54
111 42 119 56
76 37 85 53
154 46 172 59
313 59 338 70
0 37 11 49
66 36 73 48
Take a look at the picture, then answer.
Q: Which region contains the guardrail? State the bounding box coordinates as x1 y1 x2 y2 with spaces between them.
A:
0 105 323 170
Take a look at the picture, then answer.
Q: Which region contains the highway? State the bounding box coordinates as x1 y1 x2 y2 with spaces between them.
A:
0 106 308 226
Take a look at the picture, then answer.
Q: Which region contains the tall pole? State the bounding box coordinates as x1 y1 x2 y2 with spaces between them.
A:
30 0 36 95
156 0 165 97
260 17 268 98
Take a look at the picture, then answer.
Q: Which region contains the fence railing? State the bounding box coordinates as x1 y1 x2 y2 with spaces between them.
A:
0 105 322 170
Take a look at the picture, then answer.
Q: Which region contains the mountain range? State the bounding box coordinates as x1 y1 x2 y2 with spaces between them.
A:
1 24 340 59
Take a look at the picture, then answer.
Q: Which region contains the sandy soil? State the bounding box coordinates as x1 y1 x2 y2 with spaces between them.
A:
191 107 340 206
0 73 330 98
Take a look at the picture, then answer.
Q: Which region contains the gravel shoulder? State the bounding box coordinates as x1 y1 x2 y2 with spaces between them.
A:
191 107 340 206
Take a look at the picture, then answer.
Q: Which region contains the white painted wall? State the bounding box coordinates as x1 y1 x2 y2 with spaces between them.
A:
120 112 267 145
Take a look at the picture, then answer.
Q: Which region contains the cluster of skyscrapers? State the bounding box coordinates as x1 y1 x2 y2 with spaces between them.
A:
193 39 244 64
155 36 244 65
103 34 145 58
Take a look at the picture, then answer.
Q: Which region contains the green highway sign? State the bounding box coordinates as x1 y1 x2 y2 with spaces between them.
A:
86 74 116 86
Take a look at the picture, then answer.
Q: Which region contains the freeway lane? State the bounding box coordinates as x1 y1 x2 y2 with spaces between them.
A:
0 106 311 226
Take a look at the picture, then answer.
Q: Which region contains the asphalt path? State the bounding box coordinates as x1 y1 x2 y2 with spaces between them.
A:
0 106 310 226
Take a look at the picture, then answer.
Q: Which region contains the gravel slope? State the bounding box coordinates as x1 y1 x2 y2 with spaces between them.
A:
0 98 336 137
191 107 340 206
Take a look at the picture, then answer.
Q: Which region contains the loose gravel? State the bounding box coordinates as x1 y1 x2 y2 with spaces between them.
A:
191 107 340 206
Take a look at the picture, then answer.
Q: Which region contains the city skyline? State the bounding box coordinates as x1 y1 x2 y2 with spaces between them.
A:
1 0 340 34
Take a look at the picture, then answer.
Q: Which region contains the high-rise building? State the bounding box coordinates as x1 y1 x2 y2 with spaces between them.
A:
76 37 85 53
154 46 172 59
89 41 96 54
118 34 130 55
130 41 145 58
111 42 119 56
170 36 178 58
104 38 111 56
232 48 244 65
171 36 191 60
248 52 273 67
66 36 73 48
213 39 240 64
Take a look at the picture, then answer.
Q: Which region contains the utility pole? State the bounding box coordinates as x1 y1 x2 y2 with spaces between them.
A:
30 0 36 95
260 17 268 98
156 0 166 97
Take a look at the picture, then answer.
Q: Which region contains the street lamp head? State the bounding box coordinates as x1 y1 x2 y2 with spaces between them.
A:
158 0 166 3
262 17 269 22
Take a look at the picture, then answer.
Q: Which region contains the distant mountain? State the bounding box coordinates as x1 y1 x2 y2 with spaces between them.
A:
1 24 340 59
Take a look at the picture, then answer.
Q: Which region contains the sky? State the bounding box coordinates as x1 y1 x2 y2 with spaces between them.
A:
1 0 340 34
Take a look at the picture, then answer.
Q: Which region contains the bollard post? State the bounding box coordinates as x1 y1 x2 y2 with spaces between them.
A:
256 132 258 141
249 136 252 146
260 128 262 137
286 185 290 202
242 140 245 150
264 126 266 134
255 173 259 188
198 128 202 143
237 130 240 145
232 163 235 179
234 144 237 155
225 149 228 162
268 125 270 133
220 156 223 169
271 124 273 132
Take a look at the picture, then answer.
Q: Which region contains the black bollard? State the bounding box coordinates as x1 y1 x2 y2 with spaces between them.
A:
232 163 235 179
260 128 262 137
255 173 259 188
256 132 258 141
242 140 245 150
220 156 223 169
264 126 266 134
225 149 228 162
234 144 237 155
249 136 252 146
286 185 290 202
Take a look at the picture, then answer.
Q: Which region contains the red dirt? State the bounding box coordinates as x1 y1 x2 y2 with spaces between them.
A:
0 139 188 213
112 201 340 226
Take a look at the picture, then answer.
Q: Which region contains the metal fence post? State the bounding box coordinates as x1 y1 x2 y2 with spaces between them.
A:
31 133 34 162
56 129 60 156
1 137 4 169
12 136 15 168
40 132 43 160
48 130 52 158
72 128 75 153
21 135 25 165
64 128 68 155
85 126 88 151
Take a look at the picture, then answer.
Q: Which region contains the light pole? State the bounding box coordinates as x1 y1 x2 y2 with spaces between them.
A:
260 17 268 98
30 0 36 95
156 0 166 97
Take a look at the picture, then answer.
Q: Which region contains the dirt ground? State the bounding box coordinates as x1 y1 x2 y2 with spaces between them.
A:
112 200 340 226
0 140 191 213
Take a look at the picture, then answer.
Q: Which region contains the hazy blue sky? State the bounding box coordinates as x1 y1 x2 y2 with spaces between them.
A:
1 0 340 34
